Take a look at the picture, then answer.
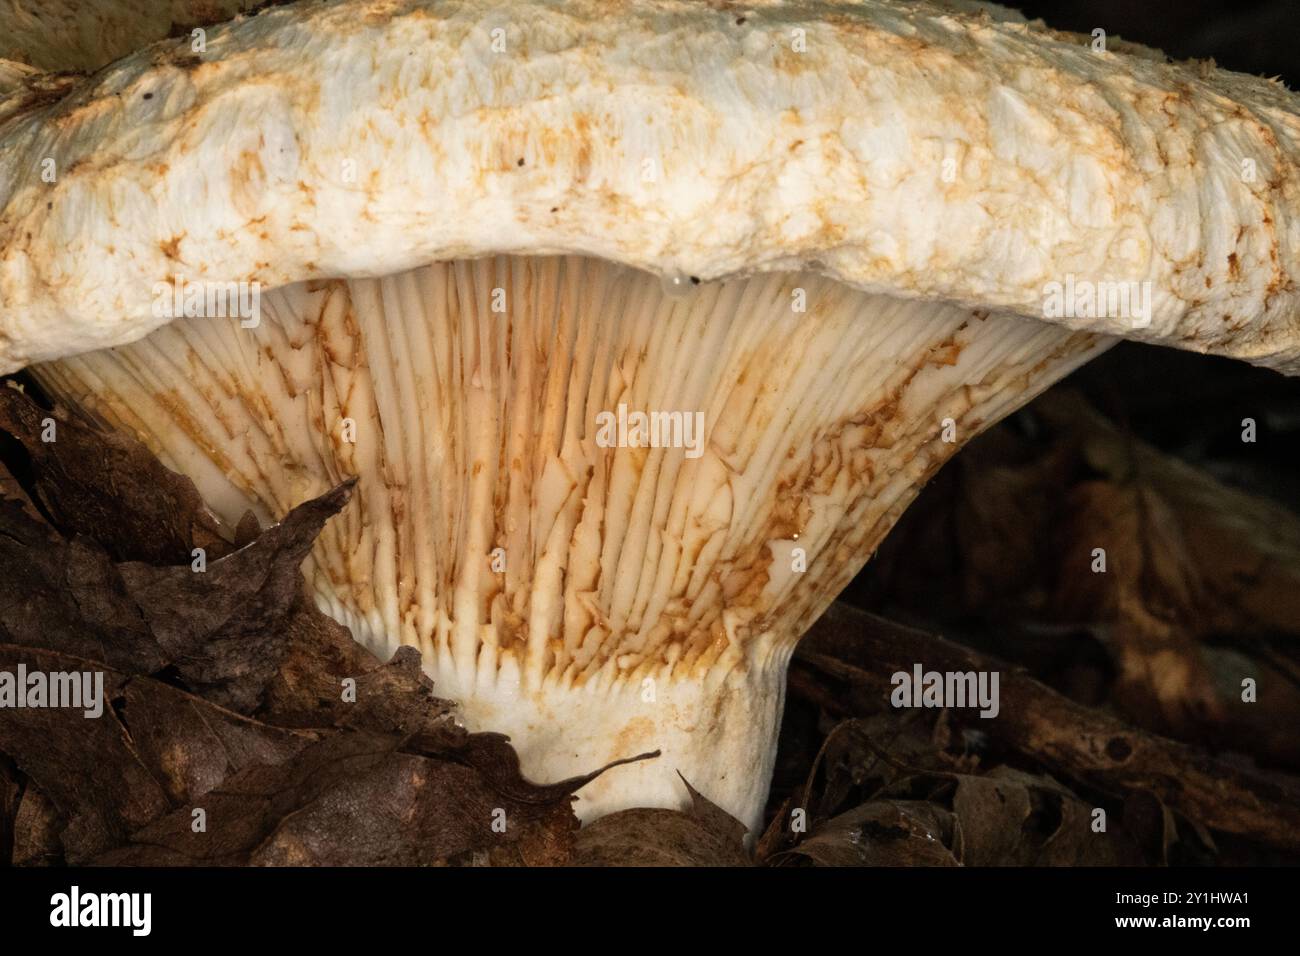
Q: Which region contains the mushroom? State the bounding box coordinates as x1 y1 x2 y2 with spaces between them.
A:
2 0 1298 834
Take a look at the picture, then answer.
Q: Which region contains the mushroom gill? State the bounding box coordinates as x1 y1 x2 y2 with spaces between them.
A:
32 255 1107 828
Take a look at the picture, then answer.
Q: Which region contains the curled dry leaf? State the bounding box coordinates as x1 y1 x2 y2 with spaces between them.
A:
949 767 1142 866
115 481 358 713
774 800 959 867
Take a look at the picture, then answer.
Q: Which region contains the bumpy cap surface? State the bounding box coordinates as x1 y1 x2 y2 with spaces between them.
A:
1 0 1299 374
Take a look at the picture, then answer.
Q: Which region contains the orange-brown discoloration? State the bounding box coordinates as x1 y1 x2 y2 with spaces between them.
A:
159 233 185 261
26 257 1110 696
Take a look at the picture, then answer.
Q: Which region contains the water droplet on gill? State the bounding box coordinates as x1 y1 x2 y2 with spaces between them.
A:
660 271 701 299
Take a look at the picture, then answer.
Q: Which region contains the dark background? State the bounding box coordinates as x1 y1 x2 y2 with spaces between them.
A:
1019 0 1297 85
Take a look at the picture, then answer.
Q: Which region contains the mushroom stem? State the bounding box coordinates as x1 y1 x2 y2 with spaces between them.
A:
35 255 1108 830
333 593 795 834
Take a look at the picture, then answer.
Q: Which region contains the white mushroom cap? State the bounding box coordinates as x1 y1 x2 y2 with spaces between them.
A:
3 0 1299 830
3 0 1299 373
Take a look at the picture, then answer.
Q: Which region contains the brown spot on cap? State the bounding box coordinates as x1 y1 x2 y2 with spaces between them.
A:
159 234 185 261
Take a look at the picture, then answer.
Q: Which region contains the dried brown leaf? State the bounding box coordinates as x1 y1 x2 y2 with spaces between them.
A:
778 800 959 867
93 732 586 867
0 647 172 861
115 481 357 712
0 385 227 564
10 784 62 866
